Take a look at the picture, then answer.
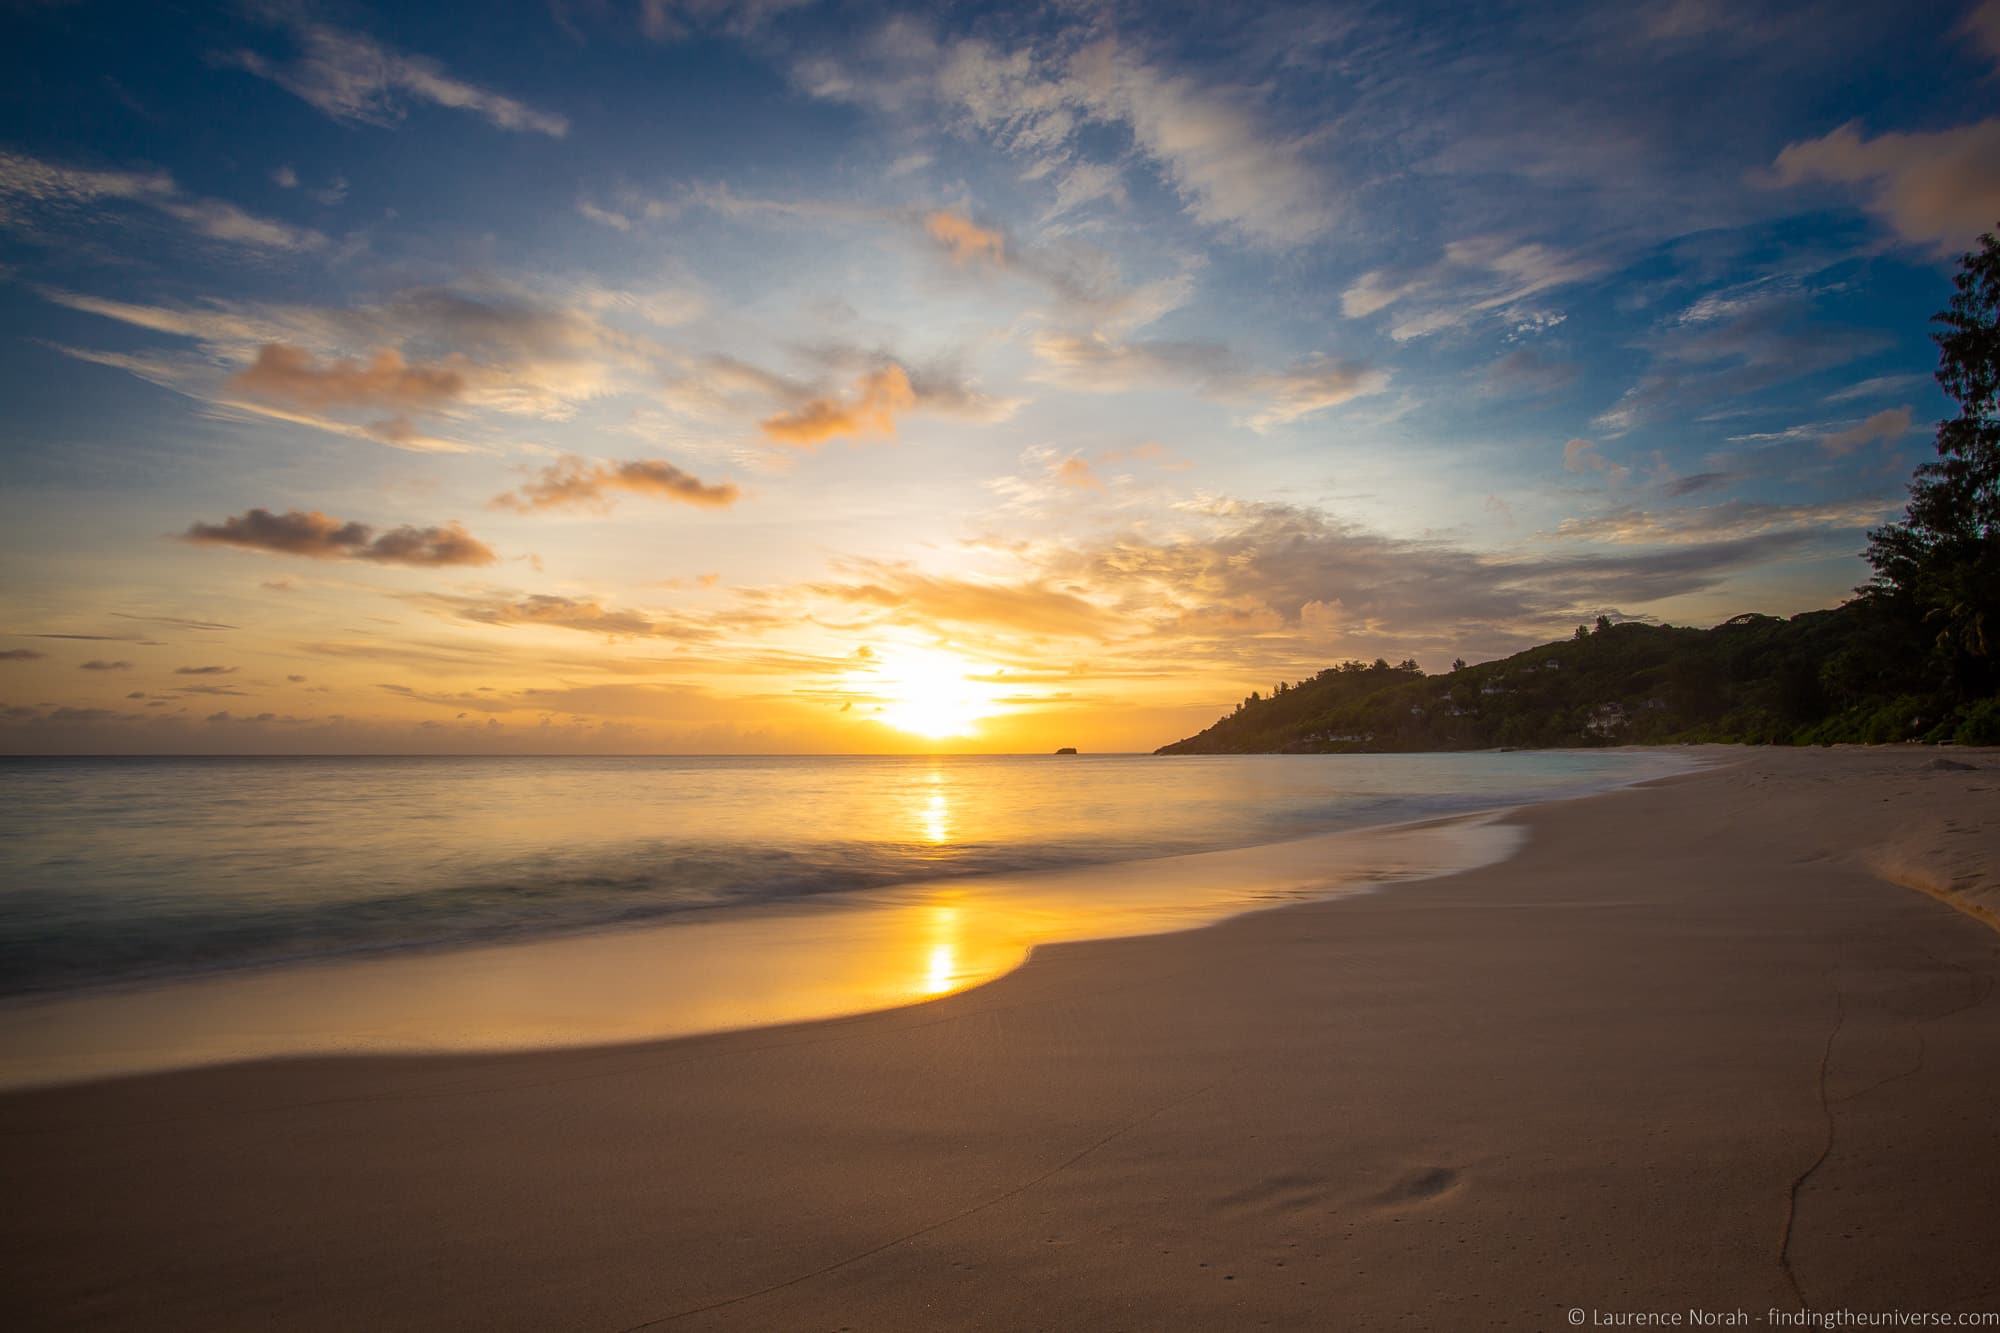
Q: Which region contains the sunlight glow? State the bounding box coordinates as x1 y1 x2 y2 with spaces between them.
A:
861 647 1003 740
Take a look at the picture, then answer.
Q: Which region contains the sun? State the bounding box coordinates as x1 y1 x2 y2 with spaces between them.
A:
860 647 1001 740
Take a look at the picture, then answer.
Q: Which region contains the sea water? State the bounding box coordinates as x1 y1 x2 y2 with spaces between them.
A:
0 750 1692 997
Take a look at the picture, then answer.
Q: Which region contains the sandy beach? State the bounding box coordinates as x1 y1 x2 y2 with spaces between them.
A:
3 746 1997 1330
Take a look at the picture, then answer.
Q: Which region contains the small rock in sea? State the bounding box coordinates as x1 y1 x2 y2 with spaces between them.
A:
1054 746 1079 755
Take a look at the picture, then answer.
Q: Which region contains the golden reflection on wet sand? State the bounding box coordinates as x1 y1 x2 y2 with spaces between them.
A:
0 814 1522 1091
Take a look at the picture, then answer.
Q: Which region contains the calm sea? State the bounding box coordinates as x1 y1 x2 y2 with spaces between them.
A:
0 751 1692 1000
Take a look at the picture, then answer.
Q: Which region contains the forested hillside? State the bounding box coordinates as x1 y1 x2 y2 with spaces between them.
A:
1157 607 1998 754
1162 228 2000 757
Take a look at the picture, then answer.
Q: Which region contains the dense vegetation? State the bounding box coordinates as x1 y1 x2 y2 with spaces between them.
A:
1161 230 2000 756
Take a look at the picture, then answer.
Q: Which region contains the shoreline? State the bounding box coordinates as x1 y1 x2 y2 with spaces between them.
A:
0 806 1530 1092
0 748 1688 1008
4 746 1996 1328
0 749 1702 1093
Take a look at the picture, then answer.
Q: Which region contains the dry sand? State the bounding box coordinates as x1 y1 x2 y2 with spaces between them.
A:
2 746 1997 1330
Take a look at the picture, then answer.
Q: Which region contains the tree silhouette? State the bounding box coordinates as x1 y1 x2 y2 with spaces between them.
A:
1866 226 2000 698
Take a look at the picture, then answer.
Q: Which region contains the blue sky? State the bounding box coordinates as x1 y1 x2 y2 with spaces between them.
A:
1 0 1997 752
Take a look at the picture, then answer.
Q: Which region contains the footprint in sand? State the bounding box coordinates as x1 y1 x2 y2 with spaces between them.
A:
1369 1166 1463 1207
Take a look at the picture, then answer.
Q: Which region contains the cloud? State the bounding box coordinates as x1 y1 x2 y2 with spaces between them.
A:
637 0 810 42
1030 331 1230 393
922 210 1005 266
1343 238 1603 341
0 649 45 662
414 592 710 640
222 18 568 137
1821 405 1913 454
184 508 497 566
174 665 236 676
1483 347 1579 397
41 278 664 433
1771 119 2000 253
206 395 473 455
227 343 465 411
1593 284 1884 434
1031 334 1386 429
0 149 325 252
1246 357 1391 430
761 365 916 446
1660 471 1741 497
1055 454 1102 491
1968 0 2000 66
80 659 132 671
799 30 1333 247
1563 438 1630 482
1549 498 1897 545
809 564 1110 639
1022 498 1839 664
782 344 1024 425
1825 374 1926 403
1065 39 1334 246
491 457 740 512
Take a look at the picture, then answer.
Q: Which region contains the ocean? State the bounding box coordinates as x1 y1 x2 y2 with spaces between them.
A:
0 750 1692 1000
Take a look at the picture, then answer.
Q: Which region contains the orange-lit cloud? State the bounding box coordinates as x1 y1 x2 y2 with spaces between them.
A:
922 210 1006 266
1821 406 1911 455
491 456 740 512
413 591 716 640
228 343 466 410
761 364 916 446
809 565 1110 639
1563 438 1628 482
185 508 497 566
1772 119 2000 253
1055 455 1102 490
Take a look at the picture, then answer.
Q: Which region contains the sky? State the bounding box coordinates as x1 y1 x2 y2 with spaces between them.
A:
1 0 1997 754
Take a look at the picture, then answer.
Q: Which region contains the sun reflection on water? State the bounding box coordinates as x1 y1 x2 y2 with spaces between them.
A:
916 773 953 845
921 903 961 994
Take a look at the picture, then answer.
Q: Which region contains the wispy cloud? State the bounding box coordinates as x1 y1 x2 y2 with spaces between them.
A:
797 28 1334 247
221 16 568 137
412 592 714 640
1031 334 1386 430
1549 497 1895 545
0 149 325 252
1342 238 1603 341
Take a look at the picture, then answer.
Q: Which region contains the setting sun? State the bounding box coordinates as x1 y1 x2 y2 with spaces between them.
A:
861 647 1003 740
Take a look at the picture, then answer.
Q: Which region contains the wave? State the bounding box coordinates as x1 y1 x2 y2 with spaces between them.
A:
0 751 1695 998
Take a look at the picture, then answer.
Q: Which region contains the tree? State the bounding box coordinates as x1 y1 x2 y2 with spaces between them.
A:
1865 227 2000 698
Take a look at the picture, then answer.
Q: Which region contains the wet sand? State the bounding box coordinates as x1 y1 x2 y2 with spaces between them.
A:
3 746 1997 1329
